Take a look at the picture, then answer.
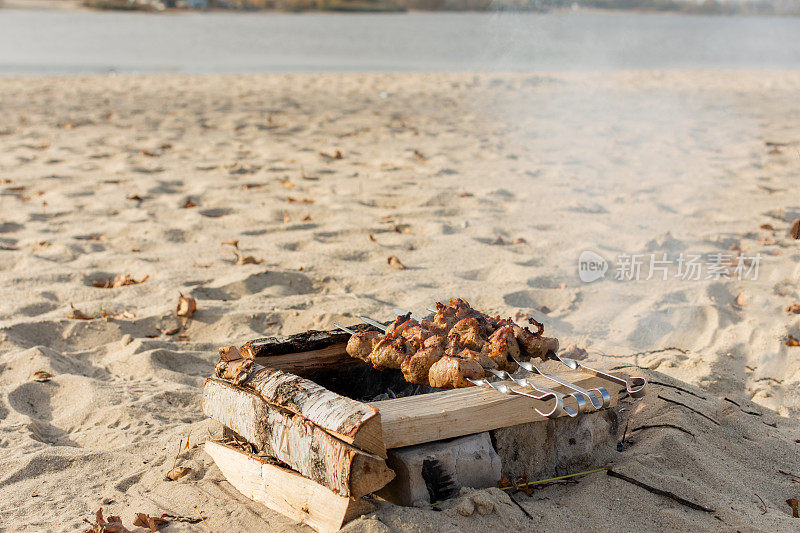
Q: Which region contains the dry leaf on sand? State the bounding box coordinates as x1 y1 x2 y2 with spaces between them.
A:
787 304 800 314
32 371 53 382
387 256 406 269
67 303 94 320
286 196 314 204
92 274 149 289
236 254 262 265
133 513 168 532
791 218 800 240
223 240 262 265
785 335 800 347
176 294 196 318
787 497 799 518
320 149 343 160
84 508 130 533
734 292 747 308
166 466 191 481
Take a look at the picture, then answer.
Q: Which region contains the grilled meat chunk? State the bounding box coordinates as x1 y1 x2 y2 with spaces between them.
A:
433 301 459 331
401 345 444 385
385 313 417 338
428 355 484 389
448 317 486 352
423 334 446 349
369 337 411 370
453 347 497 370
346 330 383 362
481 324 521 371
510 324 559 360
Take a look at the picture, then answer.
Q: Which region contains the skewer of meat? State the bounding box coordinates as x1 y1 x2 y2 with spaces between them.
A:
357 314 507 388
343 299 559 389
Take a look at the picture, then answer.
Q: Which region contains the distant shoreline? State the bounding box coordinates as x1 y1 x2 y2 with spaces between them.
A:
2 0 798 15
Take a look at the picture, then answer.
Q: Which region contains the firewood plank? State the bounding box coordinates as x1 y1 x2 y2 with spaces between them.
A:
203 377 394 497
371 371 618 449
205 441 374 533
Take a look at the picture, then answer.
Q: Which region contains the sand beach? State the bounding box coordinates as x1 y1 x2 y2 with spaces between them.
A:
1 71 800 530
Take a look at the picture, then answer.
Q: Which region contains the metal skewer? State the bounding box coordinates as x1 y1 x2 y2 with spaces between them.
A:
512 355 610 410
485 368 586 415
466 377 573 419
398 309 613 409
359 316 388 332
383 311 596 416
547 352 647 398
333 322 356 335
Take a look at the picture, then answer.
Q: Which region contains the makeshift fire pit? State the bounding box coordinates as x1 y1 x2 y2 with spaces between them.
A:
202 304 645 532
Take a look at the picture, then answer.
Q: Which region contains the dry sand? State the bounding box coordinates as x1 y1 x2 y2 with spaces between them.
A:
0 72 799 531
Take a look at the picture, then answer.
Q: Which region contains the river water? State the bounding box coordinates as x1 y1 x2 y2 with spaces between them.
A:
1 9 799 75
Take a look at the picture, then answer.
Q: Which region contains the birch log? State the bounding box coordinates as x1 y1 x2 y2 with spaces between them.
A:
246 365 385 456
203 377 394 497
205 441 374 533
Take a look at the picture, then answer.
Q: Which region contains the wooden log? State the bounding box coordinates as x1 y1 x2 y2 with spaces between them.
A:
203 377 394 497
240 324 377 375
205 441 374 533
246 365 385 457
370 371 618 449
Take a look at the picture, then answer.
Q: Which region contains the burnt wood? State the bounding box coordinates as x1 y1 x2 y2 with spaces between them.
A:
240 323 377 359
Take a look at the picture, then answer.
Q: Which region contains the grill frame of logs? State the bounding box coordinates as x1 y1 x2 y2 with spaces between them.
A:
202 324 614 532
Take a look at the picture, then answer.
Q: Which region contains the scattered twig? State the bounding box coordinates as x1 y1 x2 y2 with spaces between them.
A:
499 466 610 492
755 493 767 515
617 420 630 451
606 469 715 513
630 424 695 439
657 394 720 426
166 431 192 481
778 469 800 480
507 493 534 520
194 506 217 532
